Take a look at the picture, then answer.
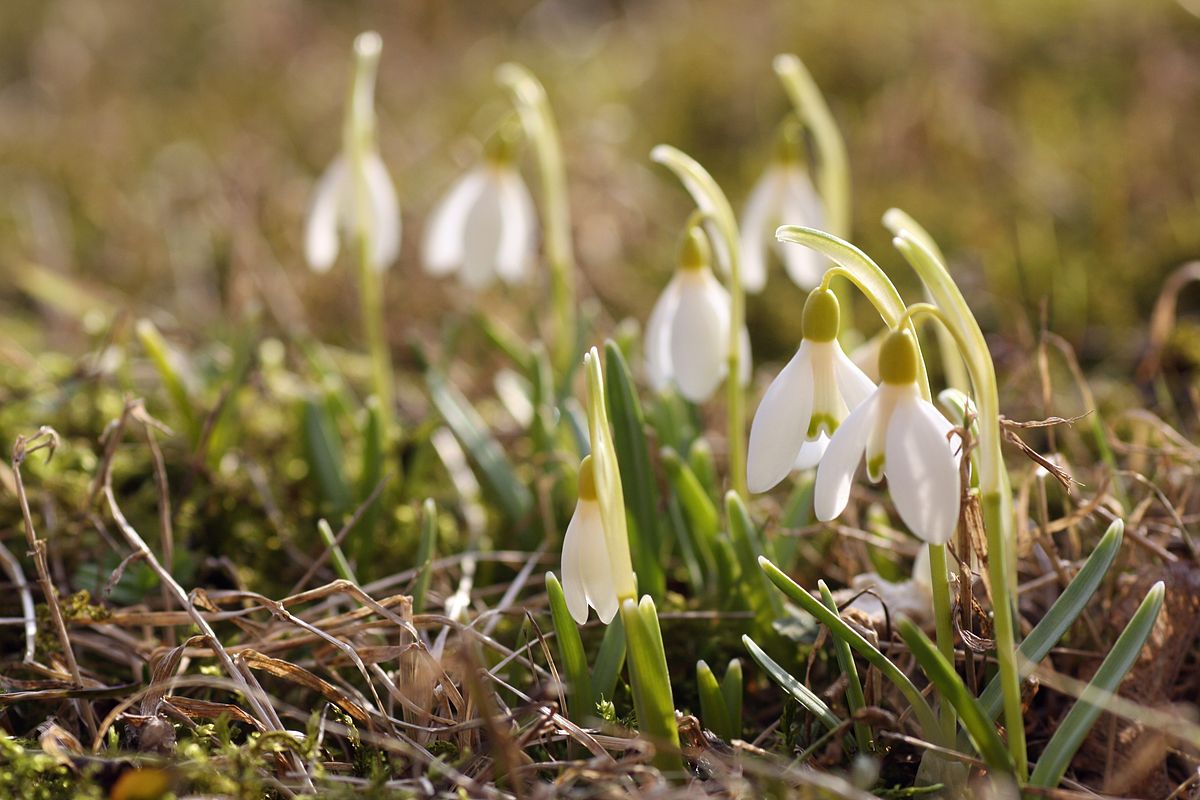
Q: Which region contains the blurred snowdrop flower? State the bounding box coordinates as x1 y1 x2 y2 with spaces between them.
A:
561 455 618 624
814 329 962 544
747 289 874 492
738 118 825 292
422 122 537 290
645 225 751 402
305 32 401 273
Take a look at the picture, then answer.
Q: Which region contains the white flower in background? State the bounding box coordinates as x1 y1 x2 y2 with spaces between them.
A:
422 124 537 290
738 118 825 292
645 226 751 402
305 32 401 273
746 289 874 492
814 329 962 544
561 455 618 624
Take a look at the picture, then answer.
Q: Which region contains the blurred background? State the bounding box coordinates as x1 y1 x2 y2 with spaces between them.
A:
2 0 1199 377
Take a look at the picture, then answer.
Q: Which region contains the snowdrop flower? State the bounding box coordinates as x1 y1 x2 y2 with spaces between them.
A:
421 123 537 290
815 329 962 544
305 32 401 274
561 455 618 624
645 226 751 402
738 118 826 292
746 289 874 492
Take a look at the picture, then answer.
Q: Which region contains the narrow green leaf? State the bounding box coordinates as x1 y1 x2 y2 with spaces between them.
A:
687 438 719 502
697 660 733 741
621 597 683 772
758 558 941 741
545 573 592 724
742 635 841 731
726 491 783 619
591 611 626 709
136 319 198 442
604 341 665 599
528 343 558 456
819 583 872 753
318 519 357 584
301 398 352 518
898 619 1013 772
661 447 718 580
667 495 705 592
355 395 386 562
475 313 534 374
427 368 532 522
979 520 1124 721
412 499 437 615
1029 582 1165 788
720 658 743 740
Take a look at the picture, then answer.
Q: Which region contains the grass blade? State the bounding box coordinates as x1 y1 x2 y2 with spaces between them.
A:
604 340 665 599
591 611 626 708
427 368 532 523
758 558 941 741
898 619 1013 772
979 519 1124 720
317 519 357 583
726 491 783 620
819 583 872 753
661 447 718 582
301 398 352 519
136 318 198 443
412 498 437 615
1029 581 1165 788
355 395 386 562
545 573 592 724
697 660 733 740
720 658 743 740
742 635 841 731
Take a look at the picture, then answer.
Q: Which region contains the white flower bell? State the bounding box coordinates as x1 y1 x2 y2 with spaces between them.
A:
644 226 751 402
814 329 962 544
561 455 619 624
305 32 401 274
746 289 875 493
738 119 825 292
421 123 537 290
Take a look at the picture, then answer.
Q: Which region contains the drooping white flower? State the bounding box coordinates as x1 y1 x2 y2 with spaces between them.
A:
746 289 874 493
305 32 401 274
814 329 962 545
644 226 751 402
738 121 825 292
561 457 619 625
421 121 537 290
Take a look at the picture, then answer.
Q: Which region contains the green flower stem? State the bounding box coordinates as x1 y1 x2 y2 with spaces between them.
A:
776 226 931 401
344 33 395 442
885 211 1027 778
926 542 957 744
496 64 577 382
651 145 747 499
774 53 854 326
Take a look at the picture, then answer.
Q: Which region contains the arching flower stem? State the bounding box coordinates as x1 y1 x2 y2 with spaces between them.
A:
651 145 748 499
496 64 577 386
345 33 395 440
885 210 1027 778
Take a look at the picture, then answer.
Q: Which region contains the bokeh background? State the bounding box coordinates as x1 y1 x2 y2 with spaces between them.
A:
2 0 1199 373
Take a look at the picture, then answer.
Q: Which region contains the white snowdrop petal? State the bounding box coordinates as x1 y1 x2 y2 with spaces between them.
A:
777 168 826 289
669 270 729 402
884 395 961 545
363 152 401 271
794 434 830 471
737 169 781 294
460 173 506 290
560 502 590 624
422 168 488 276
832 343 878 411
814 390 880 522
577 501 618 623
644 275 682 392
304 157 347 273
747 341 815 493
494 169 537 283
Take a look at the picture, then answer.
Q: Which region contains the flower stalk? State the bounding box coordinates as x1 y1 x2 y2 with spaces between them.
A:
885 209 1027 777
651 145 748 499
496 64 577 383
345 32 395 439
